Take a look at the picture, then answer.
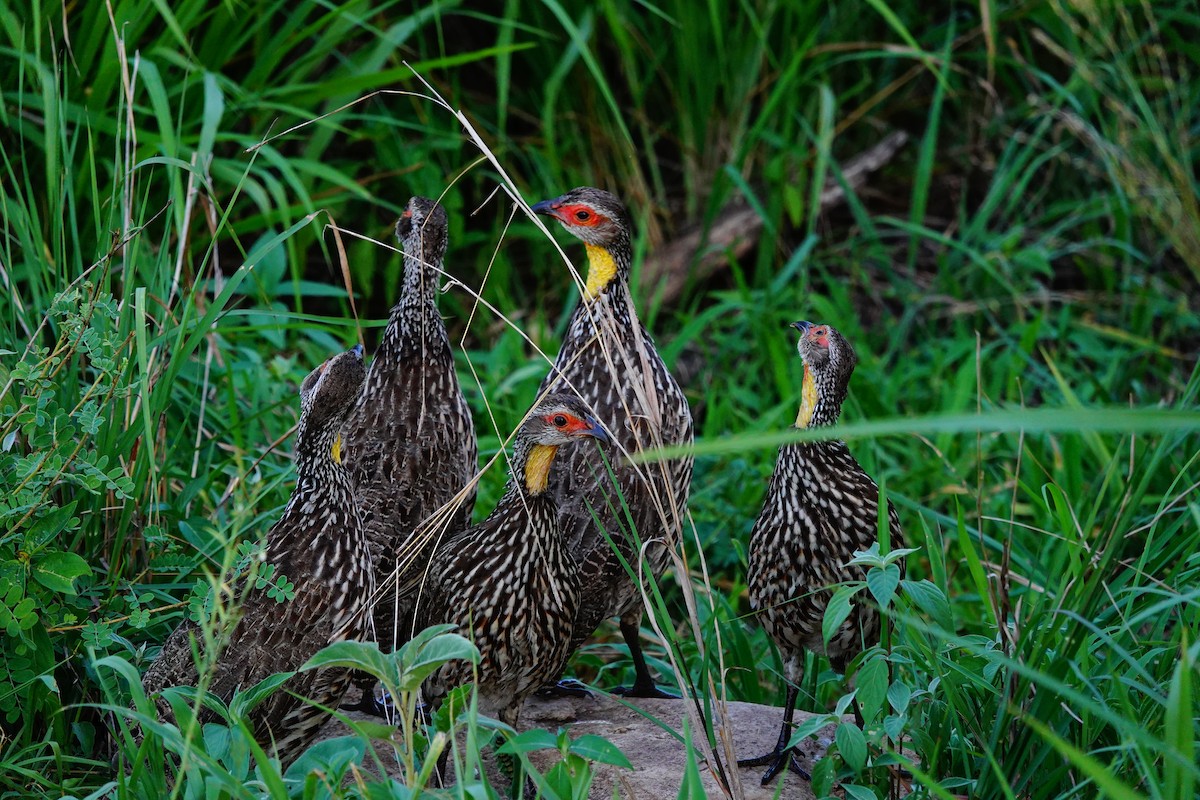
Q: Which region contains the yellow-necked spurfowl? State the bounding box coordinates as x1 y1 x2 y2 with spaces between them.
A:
739 321 904 784
413 393 608 730
341 196 477 710
530 187 694 697
141 345 372 765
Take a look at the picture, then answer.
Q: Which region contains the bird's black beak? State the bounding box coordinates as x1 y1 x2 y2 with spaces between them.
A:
531 197 563 220
790 320 813 335
582 415 610 443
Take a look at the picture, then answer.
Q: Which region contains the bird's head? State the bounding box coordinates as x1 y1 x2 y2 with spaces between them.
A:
298 344 366 463
395 196 449 270
790 321 857 428
531 187 632 250
519 393 609 495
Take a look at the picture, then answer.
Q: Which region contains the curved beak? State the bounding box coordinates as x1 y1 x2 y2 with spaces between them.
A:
790 320 813 336
531 196 563 220
581 414 610 443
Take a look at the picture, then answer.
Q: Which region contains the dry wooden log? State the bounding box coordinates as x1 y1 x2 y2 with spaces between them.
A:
640 130 909 305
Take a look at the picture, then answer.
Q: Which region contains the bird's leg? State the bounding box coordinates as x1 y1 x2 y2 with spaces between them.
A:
737 683 810 784
534 676 593 699
343 672 393 717
611 612 678 699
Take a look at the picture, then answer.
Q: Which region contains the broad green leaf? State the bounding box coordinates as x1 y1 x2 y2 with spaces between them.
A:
495 728 560 755
835 722 867 772
855 657 888 724
570 734 632 768
31 550 91 595
901 579 953 632
785 713 834 750
887 680 912 715
300 640 392 684
397 630 479 692
284 735 366 783
228 671 295 717
822 584 858 646
866 563 901 609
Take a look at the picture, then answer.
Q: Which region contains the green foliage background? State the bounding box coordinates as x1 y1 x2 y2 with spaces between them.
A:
0 0 1197 797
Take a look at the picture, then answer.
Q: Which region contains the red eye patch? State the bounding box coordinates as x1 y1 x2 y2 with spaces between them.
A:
557 204 604 227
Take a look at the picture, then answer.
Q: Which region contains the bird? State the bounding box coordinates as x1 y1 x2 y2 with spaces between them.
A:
530 187 694 697
340 196 477 711
141 345 372 765
411 393 608 732
738 321 904 785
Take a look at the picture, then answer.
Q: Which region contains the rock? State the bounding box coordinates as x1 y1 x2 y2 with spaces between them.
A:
520 693 828 799
317 688 836 798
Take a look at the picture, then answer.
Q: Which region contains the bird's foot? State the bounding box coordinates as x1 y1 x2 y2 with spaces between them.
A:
535 678 592 699
611 675 679 699
737 746 810 785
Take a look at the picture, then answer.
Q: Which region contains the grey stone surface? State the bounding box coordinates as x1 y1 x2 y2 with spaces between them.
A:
317 689 835 798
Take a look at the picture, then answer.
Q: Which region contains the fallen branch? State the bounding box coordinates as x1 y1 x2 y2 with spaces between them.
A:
640 130 909 305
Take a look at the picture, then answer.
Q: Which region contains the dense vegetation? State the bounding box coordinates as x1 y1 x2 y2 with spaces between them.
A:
1 0 1197 798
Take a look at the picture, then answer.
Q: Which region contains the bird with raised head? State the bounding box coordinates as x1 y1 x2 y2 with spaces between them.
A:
411 393 608 733
340 196 477 712
141 345 372 765
738 321 904 785
530 187 694 698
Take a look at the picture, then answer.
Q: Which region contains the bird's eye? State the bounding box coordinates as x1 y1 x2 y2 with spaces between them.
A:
574 209 591 222
552 414 569 427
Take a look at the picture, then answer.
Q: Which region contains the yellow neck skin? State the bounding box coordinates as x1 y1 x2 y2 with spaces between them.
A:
331 432 343 464
584 244 618 300
524 444 560 494
795 365 817 429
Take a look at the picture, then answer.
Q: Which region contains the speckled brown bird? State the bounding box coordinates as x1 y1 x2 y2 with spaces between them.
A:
141 345 372 765
530 187 694 697
412 394 608 730
739 321 904 784
340 197 477 677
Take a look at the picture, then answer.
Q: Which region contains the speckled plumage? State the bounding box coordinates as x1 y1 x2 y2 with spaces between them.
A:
531 187 694 695
341 197 477 653
141 346 372 765
740 322 903 784
413 394 606 728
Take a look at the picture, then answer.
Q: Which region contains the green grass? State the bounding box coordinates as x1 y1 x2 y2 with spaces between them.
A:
1 0 1198 797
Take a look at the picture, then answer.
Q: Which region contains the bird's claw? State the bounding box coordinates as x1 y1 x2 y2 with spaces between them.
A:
737 747 810 785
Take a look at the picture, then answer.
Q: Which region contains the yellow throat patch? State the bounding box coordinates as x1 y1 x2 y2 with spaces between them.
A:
795 364 817 429
524 444 560 494
331 432 343 464
584 244 618 300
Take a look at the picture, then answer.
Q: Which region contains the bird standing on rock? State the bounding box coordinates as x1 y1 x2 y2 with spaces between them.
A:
340 196 477 712
530 187 694 698
739 321 904 785
413 394 608 731
141 345 372 765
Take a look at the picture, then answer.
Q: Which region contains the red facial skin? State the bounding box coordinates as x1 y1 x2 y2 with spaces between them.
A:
545 203 605 228
543 411 592 435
